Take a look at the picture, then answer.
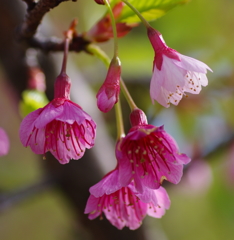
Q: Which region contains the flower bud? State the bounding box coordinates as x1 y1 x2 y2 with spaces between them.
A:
96 57 121 112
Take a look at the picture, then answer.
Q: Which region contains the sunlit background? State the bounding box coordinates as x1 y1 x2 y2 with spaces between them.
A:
1 0 234 239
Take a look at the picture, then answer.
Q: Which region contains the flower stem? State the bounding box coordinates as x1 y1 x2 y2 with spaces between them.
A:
60 19 77 74
115 101 125 139
86 44 110 68
120 79 137 111
60 37 69 74
103 0 118 57
121 0 151 28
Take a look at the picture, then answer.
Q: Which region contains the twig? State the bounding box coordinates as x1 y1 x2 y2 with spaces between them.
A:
28 34 91 53
19 0 77 40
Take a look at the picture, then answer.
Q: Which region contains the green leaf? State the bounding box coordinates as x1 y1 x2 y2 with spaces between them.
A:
117 0 190 23
19 90 49 117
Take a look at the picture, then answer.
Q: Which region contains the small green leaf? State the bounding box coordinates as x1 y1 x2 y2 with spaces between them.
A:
19 90 49 117
118 0 189 23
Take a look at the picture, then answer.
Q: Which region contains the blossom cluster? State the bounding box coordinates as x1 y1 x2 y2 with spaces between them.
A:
18 1 212 231
85 109 190 229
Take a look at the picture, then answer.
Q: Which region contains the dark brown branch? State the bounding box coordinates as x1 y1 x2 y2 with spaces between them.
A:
28 34 91 53
19 0 77 40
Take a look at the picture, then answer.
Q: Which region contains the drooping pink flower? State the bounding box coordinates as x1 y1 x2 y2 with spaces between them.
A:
19 73 96 164
96 57 121 112
85 169 170 230
117 108 190 193
147 27 212 108
0 128 10 156
86 3 137 42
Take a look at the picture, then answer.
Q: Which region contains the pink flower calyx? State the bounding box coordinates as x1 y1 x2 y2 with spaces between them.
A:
147 27 181 71
116 125 191 193
54 72 71 101
96 56 121 112
130 108 148 127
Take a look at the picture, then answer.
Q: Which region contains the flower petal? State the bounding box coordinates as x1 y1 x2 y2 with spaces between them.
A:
0 128 10 156
19 108 42 146
174 54 212 73
34 103 63 128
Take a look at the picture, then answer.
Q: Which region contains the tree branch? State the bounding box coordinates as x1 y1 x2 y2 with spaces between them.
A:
28 34 91 53
19 0 77 40
21 0 36 11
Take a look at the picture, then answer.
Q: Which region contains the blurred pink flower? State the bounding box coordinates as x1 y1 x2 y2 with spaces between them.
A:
19 73 96 164
116 109 190 193
96 57 121 112
0 128 10 156
85 169 170 230
181 159 212 195
147 27 212 108
86 3 136 42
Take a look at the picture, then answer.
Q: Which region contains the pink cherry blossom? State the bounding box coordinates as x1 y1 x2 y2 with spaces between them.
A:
147 27 212 108
96 57 121 112
19 73 96 164
116 109 190 193
85 169 170 230
0 128 10 156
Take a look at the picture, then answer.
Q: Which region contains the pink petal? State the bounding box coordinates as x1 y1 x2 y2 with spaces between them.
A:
0 128 10 156
84 195 101 220
89 169 121 197
174 54 212 73
147 187 170 218
97 89 117 113
55 101 89 124
19 108 42 147
34 103 63 128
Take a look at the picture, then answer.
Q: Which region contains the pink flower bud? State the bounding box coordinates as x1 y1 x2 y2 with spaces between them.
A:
96 57 121 112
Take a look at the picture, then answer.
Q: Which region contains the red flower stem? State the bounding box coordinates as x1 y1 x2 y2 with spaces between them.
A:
60 19 77 74
60 37 69 74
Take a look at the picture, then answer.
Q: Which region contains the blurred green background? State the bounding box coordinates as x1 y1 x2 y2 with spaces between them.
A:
1 0 234 239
